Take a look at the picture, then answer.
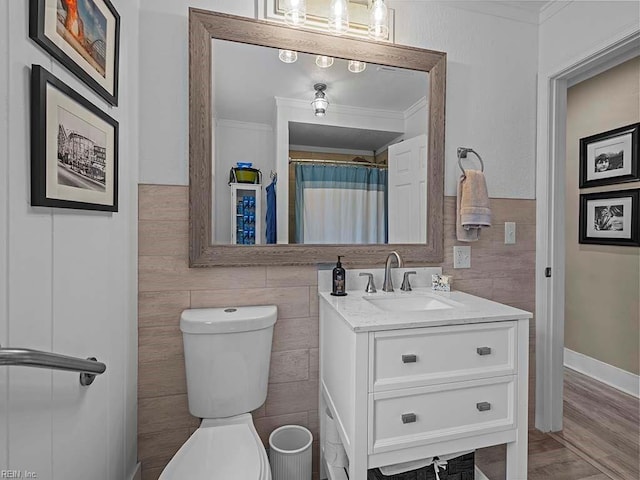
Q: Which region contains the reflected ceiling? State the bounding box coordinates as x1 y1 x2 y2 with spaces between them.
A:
212 39 429 125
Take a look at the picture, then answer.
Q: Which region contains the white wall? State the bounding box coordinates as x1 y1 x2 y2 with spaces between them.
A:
138 0 538 199
0 1 139 478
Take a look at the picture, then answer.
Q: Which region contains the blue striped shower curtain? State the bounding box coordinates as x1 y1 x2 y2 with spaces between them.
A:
294 163 387 244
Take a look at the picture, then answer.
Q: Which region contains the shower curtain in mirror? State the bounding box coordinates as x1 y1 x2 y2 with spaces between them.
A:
295 163 387 244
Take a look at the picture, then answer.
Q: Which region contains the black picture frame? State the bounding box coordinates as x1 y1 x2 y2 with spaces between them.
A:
31 65 119 212
29 0 120 106
579 123 639 188
579 189 639 247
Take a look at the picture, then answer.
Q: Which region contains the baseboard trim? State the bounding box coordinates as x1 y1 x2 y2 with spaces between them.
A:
130 462 142 480
475 466 490 480
564 348 639 398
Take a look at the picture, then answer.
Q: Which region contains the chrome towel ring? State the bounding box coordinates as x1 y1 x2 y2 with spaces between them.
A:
457 147 485 177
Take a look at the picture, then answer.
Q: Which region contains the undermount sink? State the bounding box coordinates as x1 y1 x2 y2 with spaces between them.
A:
364 294 454 312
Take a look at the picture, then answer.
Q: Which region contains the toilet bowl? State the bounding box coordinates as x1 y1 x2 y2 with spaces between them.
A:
159 306 277 480
159 414 270 480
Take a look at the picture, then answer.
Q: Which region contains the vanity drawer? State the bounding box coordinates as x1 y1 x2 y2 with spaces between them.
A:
370 321 516 391
369 376 516 454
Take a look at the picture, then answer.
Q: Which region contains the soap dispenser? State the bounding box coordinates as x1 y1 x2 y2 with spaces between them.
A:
331 256 347 296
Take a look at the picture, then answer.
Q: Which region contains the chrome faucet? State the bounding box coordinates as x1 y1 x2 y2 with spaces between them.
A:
382 251 404 292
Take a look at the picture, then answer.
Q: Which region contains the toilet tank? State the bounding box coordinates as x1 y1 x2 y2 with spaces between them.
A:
180 306 277 418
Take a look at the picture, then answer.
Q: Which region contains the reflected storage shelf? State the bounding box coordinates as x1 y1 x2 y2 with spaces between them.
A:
230 183 262 245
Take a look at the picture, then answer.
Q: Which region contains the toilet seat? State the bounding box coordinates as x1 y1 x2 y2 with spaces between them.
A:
159 414 270 480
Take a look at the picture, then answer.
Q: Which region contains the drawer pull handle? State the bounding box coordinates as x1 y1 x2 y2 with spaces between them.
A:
402 354 417 363
476 402 491 412
401 413 417 424
477 347 492 356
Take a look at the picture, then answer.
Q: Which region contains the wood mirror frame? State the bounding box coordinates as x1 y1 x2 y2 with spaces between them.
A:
189 9 446 267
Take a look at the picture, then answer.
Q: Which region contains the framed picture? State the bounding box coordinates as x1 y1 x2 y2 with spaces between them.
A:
31 65 118 212
29 0 120 106
579 189 639 246
579 123 639 188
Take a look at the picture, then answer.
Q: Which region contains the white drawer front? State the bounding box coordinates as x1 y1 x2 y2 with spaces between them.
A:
371 321 516 391
369 376 516 454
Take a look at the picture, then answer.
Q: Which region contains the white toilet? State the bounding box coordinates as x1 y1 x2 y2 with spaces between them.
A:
159 305 277 480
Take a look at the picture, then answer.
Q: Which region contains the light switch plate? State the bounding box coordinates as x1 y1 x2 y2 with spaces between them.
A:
505 222 516 244
453 246 471 269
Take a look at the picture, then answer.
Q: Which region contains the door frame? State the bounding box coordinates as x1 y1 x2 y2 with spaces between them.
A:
535 28 640 432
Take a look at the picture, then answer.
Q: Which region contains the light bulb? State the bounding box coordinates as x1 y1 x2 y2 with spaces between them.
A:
328 0 349 35
315 55 334 68
368 0 388 40
284 0 306 27
348 60 366 73
278 49 298 63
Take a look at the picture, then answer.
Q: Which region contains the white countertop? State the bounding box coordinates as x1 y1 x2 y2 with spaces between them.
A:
319 288 532 332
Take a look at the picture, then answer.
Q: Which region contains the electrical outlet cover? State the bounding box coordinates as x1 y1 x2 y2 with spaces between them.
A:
453 246 471 269
505 222 516 244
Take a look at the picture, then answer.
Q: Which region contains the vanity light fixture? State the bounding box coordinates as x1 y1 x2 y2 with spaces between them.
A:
280 0 389 41
315 55 334 68
348 60 366 73
278 49 298 63
283 0 306 27
311 83 329 117
327 0 349 35
368 0 389 40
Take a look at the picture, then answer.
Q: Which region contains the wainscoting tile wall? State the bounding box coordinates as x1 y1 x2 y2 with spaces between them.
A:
138 185 536 480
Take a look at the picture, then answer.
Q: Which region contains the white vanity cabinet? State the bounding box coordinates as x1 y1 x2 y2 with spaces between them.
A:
319 289 531 480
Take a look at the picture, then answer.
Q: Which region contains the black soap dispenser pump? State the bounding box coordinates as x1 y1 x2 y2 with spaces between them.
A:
331 256 347 296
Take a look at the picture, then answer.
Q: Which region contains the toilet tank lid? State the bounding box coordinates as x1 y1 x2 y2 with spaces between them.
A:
180 306 277 334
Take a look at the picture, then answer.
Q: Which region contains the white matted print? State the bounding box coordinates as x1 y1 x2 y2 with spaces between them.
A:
586 196 632 239
31 65 118 212
46 85 115 204
580 123 639 188
579 189 639 247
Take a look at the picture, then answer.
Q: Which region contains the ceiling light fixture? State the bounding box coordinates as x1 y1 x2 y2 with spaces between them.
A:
368 0 389 39
283 0 306 27
327 0 349 35
311 83 329 117
348 60 366 73
278 49 298 63
315 55 334 68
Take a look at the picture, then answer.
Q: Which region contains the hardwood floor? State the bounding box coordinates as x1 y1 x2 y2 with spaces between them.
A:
475 368 639 480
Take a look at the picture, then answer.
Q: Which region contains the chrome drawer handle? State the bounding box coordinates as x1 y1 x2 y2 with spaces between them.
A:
476 346 492 356
401 413 417 424
402 354 417 363
476 402 491 412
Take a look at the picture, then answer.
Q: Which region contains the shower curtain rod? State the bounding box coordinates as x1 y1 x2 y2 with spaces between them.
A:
289 158 388 169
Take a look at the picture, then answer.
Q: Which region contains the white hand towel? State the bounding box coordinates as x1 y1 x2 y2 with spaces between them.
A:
456 170 491 242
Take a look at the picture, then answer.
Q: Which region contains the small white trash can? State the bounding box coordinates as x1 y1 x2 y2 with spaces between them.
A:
269 425 313 480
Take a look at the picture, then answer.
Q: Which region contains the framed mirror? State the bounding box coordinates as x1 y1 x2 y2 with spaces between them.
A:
190 9 446 266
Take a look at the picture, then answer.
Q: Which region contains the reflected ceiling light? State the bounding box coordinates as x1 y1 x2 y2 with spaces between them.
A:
368 0 389 40
315 55 334 68
283 0 306 27
311 83 329 117
328 0 349 35
278 49 298 63
348 60 366 73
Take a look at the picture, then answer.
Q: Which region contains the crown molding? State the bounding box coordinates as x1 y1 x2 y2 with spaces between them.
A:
434 1 550 25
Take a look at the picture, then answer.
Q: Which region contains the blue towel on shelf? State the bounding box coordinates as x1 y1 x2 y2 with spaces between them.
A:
266 178 277 244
